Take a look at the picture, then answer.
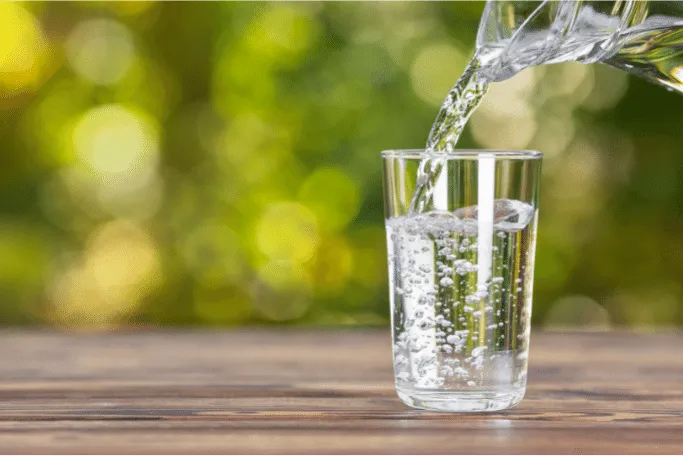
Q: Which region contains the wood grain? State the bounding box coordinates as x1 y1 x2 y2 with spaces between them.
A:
0 330 682 454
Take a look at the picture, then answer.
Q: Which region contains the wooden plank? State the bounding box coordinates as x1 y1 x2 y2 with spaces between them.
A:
0 330 681 453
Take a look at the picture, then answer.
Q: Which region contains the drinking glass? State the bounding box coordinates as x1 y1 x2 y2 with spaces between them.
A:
382 149 541 412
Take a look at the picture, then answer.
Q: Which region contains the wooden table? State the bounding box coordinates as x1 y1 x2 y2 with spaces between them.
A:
1 330 682 454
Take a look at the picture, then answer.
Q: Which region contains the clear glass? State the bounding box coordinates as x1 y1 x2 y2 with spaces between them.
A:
476 0 683 93
382 149 541 412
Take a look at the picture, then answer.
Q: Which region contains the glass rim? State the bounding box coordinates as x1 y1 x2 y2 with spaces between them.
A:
381 149 542 160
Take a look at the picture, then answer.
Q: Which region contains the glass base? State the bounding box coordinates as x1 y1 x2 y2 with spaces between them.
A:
396 387 525 412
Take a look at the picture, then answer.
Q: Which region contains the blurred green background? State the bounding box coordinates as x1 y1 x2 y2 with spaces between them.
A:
1 1 682 329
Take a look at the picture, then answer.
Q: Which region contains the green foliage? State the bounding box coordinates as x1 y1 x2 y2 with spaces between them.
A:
0 2 682 328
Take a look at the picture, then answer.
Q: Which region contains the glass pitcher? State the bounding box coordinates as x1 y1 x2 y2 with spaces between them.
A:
476 0 683 93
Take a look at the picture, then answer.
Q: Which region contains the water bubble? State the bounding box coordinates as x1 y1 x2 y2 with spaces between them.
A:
396 372 412 381
446 334 462 345
454 367 469 379
471 346 487 357
465 294 482 305
439 266 454 275
439 277 455 287
395 355 408 366
417 319 434 330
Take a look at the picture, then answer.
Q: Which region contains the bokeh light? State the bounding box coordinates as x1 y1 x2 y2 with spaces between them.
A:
0 3 48 95
66 19 136 86
244 4 318 66
470 69 538 149
256 202 319 264
73 104 159 177
410 42 467 106
298 168 360 232
50 220 161 327
547 136 604 209
70 104 163 218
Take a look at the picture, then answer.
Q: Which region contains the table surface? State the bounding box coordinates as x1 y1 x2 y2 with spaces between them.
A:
1 330 682 454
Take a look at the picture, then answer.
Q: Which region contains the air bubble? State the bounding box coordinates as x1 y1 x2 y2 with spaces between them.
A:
471 346 487 357
453 367 469 379
439 277 454 287
446 334 462 345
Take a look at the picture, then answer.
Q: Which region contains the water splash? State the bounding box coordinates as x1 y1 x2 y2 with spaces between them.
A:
409 53 490 214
